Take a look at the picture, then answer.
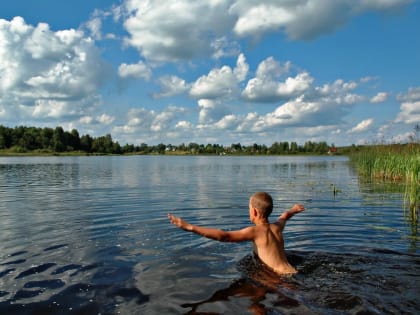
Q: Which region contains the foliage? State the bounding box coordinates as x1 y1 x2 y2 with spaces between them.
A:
0 125 121 154
0 124 337 156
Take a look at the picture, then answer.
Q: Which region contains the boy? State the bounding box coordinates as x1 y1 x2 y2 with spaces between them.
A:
168 192 305 274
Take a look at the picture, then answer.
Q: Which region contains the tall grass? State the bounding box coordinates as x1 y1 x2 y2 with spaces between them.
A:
349 144 419 233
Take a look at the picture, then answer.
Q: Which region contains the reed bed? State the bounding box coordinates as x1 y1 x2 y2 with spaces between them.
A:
349 144 419 230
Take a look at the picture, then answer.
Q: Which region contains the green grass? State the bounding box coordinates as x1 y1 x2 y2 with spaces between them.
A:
349 144 419 231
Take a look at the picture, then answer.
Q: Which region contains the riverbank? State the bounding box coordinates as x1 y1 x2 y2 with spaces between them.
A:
0 148 335 157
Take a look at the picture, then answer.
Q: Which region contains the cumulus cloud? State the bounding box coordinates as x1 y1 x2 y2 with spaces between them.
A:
113 106 187 137
214 114 238 130
397 86 420 102
117 0 411 63
190 54 248 99
348 118 375 133
312 79 364 104
85 16 102 40
257 79 366 132
230 0 411 40
241 57 313 102
395 99 420 124
197 75 366 134
233 53 249 82
79 113 115 126
198 99 231 124
154 75 189 98
121 0 234 62
0 16 110 123
243 71 314 103
118 61 152 80
175 120 193 130
97 113 115 125
395 87 420 124
151 106 186 132
370 92 388 103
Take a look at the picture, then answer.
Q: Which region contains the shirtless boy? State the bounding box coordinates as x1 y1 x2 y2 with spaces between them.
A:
168 192 305 274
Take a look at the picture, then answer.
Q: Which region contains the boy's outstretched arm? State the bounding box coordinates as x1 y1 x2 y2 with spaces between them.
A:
277 204 305 221
168 213 254 242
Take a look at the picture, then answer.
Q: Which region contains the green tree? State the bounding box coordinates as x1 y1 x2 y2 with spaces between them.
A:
231 143 242 153
53 127 65 152
290 142 298 153
80 134 93 152
69 129 80 151
315 141 329 154
92 134 114 153
0 125 12 149
41 127 54 150
156 143 166 154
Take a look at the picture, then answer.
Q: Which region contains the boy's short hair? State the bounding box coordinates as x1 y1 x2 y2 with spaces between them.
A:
250 192 273 217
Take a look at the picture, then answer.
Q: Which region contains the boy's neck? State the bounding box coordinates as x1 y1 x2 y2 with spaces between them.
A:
253 217 270 225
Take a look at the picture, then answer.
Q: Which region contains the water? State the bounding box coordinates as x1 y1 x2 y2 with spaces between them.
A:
0 155 418 314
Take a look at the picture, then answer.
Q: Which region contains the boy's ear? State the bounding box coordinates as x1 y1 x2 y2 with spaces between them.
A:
252 207 259 218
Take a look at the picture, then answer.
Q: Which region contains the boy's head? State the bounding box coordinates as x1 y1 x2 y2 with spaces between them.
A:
249 192 273 219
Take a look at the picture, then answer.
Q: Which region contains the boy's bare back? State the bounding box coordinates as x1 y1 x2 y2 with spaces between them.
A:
251 221 297 274
168 192 304 275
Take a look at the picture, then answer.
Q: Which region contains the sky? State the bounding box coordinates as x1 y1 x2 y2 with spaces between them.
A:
1 0 419 147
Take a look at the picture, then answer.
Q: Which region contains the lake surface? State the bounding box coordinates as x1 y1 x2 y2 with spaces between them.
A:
0 155 418 314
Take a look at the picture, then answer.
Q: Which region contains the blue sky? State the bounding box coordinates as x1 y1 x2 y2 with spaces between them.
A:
1 0 419 147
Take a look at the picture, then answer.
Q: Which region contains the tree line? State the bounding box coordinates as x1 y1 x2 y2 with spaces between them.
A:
0 125 336 155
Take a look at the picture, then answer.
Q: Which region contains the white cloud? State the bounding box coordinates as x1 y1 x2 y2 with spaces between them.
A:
97 113 115 125
395 101 420 124
233 53 249 82
175 120 193 130
348 118 375 133
231 2 294 38
198 99 230 124
85 16 102 40
113 106 187 139
78 112 115 126
151 106 186 132
189 54 248 99
262 97 326 129
214 114 238 129
370 92 388 103
80 116 93 124
116 0 411 64
154 75 189 98
397 86 420 102
230 0 411 40
118 61 152 80
242 59 313 102
121 0 234 62
395 87 420 125
0 16 110 123
256 57 291 79
190 66 236 99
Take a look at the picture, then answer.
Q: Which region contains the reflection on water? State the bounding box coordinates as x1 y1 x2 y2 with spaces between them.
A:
0 156 419 314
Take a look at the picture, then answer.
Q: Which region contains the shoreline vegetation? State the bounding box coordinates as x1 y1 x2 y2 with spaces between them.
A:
348 143 420 233
0 125 337 156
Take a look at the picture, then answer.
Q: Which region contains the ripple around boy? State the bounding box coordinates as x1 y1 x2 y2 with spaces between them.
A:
168 191 305 275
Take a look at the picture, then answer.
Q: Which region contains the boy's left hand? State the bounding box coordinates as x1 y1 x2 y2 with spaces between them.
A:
290 204 305 214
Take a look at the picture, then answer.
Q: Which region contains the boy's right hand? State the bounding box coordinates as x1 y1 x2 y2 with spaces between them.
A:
168 213 192 231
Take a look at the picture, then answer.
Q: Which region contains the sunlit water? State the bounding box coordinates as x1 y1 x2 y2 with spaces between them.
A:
0 155 418 314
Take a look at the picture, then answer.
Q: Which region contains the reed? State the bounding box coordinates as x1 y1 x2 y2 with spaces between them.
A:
349 144 419 230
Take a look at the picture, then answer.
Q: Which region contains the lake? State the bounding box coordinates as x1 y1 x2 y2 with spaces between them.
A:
0 155 418 314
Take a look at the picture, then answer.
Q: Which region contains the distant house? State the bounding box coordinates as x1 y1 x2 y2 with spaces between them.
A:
328 147 338 155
